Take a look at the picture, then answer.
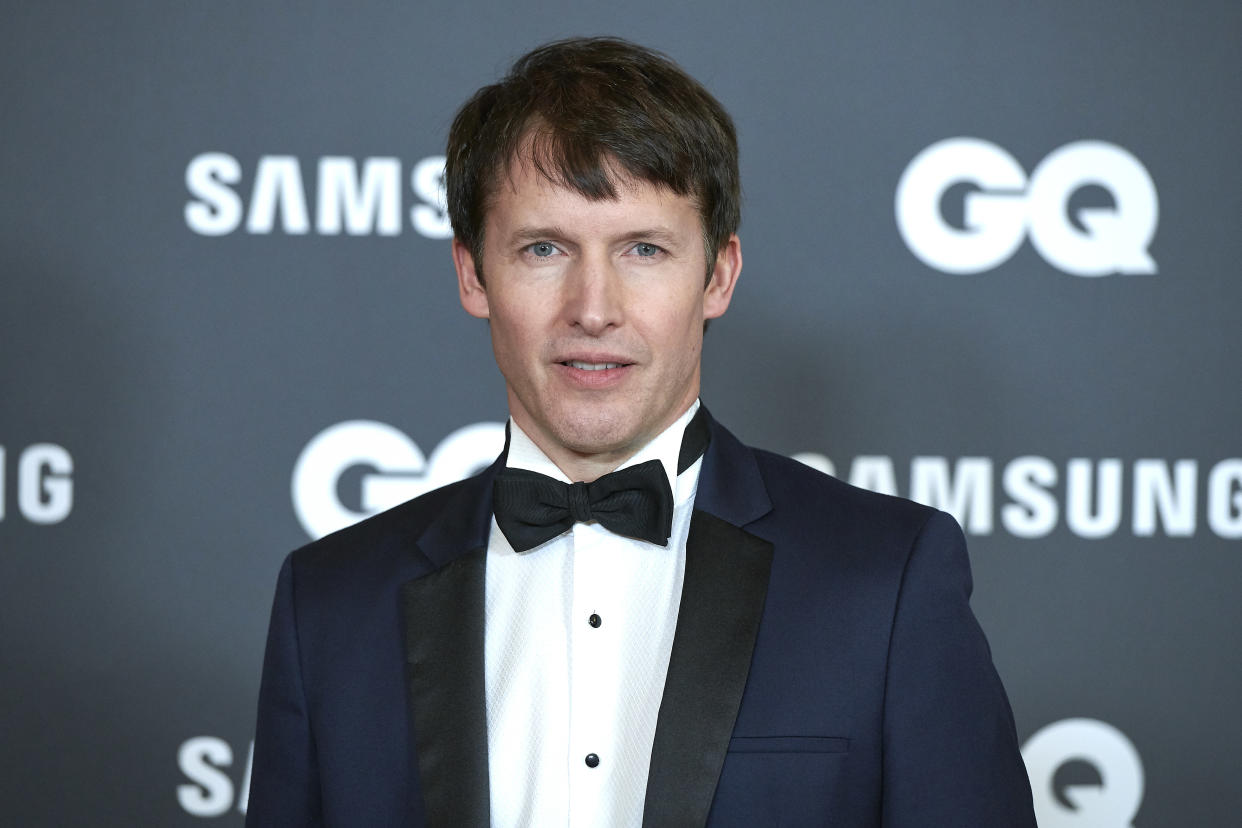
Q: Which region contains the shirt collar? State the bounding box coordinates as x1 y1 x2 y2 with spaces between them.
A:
506 399 702 505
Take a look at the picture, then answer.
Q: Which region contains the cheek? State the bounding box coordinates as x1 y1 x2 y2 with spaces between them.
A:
489 306 545 365
650 309 704 363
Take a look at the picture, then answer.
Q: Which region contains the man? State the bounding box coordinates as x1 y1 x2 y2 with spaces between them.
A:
248 37 1036 827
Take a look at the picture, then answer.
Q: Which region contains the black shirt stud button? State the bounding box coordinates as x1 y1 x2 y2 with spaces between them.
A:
585 753 600 768
588 613 602 628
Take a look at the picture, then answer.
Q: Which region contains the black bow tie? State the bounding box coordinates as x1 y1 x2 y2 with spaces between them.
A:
493 460 674 552
491 406 712 553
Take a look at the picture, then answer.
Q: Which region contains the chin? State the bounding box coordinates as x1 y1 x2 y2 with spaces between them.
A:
551 409 638 455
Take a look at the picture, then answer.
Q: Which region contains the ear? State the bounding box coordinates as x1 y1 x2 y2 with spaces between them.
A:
453 237 490 319
703 234 742 320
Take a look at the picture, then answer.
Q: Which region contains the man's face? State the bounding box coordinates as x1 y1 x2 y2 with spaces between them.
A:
453 156 741 476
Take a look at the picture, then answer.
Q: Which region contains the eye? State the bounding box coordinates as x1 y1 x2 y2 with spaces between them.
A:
630 242 663 257
526 241 561 257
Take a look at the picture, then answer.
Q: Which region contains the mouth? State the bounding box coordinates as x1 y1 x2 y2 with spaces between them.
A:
562 360 627 371
556 356 634 388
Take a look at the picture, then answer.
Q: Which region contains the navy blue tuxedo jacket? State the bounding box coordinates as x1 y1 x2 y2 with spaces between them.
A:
248 412 1036 826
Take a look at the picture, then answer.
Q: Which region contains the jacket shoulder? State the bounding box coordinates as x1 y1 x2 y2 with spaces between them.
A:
288 471 488 581
748 447 945 552
752 448 932 519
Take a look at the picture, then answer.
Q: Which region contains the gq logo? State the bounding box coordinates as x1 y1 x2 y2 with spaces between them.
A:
291 420 506 539
896 138 1158 276
1022 718 1144 827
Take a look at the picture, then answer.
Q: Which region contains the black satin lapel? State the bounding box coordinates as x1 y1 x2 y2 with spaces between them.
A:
400 548 490 827
642 510 774 828
677 404 712 474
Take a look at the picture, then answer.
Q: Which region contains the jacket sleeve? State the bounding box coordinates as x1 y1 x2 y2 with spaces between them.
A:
880 511 1036 826
246 553 324 827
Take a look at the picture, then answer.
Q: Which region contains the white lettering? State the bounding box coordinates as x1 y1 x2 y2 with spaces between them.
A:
317 156 401 235
1208 459 1242 538
896 138 1158 276
360 422 504 510
848 456 898 496
791 452 835 477
896 138 1028 274
1022 718 1144 827
186 154 451 238
176 736 234 818
292 420 505 540
1132 459 1197 536
184 152 243 235
1066 458 1123 538
1026 142 1158 276
910 456 993 534
237 740 253 814
794 454 834 479
17 443 73 524
782 452 1242 539
1001 455 1058 538
410 155 452 238
292 420 425 539
247 156 310 234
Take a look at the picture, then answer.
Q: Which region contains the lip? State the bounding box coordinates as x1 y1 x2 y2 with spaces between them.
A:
554 354 634 388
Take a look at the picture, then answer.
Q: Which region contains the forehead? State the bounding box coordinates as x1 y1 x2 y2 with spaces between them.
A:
485 154 700 234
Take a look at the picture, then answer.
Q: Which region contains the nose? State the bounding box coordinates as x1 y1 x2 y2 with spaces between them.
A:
563 252 623 336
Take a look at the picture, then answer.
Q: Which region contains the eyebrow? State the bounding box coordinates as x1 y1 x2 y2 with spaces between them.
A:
510 226 571 244
625 228 682 246
508 225 685 247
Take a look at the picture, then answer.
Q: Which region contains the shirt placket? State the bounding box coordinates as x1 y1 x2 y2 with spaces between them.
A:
567 521 615 827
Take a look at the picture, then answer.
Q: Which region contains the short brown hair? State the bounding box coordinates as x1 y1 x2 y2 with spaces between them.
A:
445 36 740 279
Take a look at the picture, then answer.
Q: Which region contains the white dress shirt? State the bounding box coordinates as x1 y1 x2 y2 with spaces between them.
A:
484 401 703 828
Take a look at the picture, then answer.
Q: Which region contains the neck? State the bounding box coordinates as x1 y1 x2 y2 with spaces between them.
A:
551 447 639 484
511 400 699 483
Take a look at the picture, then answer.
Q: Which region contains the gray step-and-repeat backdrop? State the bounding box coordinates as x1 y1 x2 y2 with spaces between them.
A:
3 3 1239 825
